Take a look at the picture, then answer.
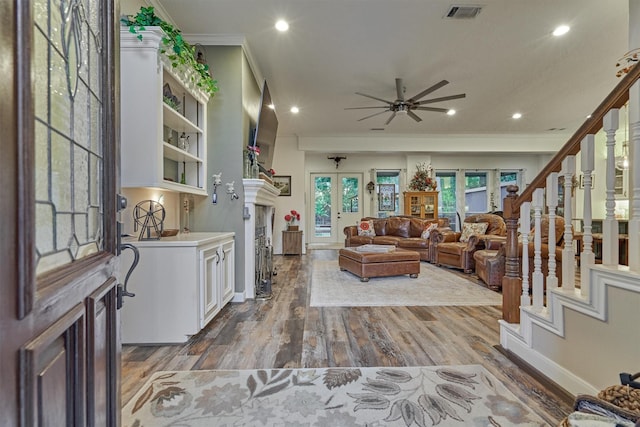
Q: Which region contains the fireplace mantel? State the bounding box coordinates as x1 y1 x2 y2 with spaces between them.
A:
242 179 280 300
243 179 280 206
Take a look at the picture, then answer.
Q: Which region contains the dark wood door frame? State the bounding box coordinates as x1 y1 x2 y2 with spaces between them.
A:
0 0 121 424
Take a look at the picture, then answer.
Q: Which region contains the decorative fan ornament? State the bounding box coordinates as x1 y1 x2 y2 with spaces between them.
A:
133 200 166 240
345 78 465 125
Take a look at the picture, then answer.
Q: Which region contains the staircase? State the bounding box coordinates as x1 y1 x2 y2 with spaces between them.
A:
499 64 640 396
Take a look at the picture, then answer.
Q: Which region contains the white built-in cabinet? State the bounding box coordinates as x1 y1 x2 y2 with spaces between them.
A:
120 28 209 196
120 232 235 344
614 167 629 199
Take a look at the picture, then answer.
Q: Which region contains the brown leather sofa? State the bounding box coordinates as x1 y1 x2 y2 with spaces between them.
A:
433 213 506 273
473 215 566 290
343 216 450 261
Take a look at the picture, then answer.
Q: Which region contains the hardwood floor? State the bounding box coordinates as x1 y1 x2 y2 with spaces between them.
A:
121 248 573 424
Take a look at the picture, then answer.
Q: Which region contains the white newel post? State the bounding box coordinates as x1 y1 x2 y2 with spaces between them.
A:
546 173 559 289
603 109 620 266
520 202 531 307
580 135 596 297
561 156 576 291
532 189 544 309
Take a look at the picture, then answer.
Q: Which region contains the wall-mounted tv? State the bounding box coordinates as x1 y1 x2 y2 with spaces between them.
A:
251 80 278 172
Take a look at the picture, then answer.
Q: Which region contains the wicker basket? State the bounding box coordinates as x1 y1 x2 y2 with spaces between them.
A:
558 387 640 427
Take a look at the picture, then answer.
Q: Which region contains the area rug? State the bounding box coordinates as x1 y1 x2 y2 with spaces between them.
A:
310 260 502 307
122 365 547 426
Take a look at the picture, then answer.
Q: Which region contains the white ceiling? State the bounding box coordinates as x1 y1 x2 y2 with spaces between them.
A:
154 0 629 139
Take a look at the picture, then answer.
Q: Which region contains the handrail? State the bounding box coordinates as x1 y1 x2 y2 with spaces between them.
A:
513 64 640 210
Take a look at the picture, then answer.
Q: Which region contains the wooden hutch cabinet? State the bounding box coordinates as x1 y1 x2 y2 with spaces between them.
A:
403 191 438 220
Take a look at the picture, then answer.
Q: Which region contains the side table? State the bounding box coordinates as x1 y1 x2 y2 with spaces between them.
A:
282 230 303 255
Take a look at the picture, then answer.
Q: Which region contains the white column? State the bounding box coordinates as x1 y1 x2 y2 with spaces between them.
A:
520 202 531 307
603 109 620 265
562 156 576 291
580 135 596 297
546 173 559 289
532 189 544 309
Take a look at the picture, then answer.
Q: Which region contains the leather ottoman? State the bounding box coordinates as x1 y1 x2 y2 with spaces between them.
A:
338 247 420 282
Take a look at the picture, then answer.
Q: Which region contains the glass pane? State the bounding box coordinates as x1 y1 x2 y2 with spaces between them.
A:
341 177 359 213
465 172 488 216
314 177 332 237
499 171 519 210
35 0 105 276
437 172 457 230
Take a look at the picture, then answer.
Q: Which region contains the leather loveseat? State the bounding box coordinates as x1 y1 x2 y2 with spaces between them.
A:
344 216 450 261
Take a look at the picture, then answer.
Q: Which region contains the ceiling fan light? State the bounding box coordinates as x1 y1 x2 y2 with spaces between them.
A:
447 109 456 116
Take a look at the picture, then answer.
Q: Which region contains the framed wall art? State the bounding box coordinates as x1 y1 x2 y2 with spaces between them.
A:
378 183 396 211
273 175 292 196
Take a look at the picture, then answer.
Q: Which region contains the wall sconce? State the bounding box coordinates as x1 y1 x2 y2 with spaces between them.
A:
226 181 239 200
211 173 222 204
366 181 375 194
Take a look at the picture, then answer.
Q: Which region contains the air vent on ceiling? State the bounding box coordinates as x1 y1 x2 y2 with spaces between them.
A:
444 5 483 19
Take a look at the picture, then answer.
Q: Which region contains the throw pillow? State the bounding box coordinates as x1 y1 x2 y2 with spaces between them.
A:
421 223 438 239
357 220 376 237
459 222 489 243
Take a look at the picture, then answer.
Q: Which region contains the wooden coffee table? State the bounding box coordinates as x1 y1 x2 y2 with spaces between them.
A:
338 247 420 282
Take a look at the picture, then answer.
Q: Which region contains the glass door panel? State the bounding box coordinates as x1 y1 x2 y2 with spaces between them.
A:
309 173 362 244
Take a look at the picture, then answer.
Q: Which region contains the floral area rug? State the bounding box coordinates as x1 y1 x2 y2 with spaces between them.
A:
122 365 548 426
310 260 502 307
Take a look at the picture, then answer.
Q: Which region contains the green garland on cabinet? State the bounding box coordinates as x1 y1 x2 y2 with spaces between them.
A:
121 7 219 97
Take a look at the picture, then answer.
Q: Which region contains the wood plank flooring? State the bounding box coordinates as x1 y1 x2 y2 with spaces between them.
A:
121 248 573 424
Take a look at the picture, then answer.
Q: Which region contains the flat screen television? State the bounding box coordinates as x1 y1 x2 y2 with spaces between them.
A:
251 80 278 172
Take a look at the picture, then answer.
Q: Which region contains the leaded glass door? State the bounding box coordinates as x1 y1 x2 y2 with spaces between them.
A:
1 0 120 424
309 173 362 244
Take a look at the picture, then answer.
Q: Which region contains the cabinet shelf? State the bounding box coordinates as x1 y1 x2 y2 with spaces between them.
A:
120 27 209 196
163 103 203 134
163 142 203 163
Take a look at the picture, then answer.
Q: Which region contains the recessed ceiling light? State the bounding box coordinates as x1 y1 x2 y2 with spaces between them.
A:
290 106 299 114
275 20 289 32
553 25 570 36
512 112 522 119
446 109 456 116
267 104 275 110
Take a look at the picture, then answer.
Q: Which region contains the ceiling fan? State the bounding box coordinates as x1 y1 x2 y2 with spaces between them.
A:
346 78 466 125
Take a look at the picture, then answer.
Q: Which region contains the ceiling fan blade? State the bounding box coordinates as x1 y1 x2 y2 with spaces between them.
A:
358 110 391 121
408 80 449 102
415 106 449 113
417 93 466 105
385 112 397 125
355 92 394 105
407 110 422 122
345 106 390 110
396 78 404 101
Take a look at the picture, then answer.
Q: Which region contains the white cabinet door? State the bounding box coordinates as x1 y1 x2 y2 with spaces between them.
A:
221 240 235 304
200 245 221 327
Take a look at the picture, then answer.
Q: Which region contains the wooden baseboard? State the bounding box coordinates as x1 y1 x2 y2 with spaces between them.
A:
495 344 575 406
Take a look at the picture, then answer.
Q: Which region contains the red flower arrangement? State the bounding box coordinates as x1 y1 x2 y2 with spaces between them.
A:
284 210 300 227
409 163 437 191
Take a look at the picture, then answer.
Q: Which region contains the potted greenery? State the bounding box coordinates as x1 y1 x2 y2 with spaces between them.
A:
121 6 218 97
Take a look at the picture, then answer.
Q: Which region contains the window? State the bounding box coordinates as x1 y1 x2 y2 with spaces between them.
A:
465 171 488 216
376 171 400 217
436 171 457 230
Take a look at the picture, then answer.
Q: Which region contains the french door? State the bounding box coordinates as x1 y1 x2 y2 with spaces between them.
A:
309 173 362 244
1 1 121 425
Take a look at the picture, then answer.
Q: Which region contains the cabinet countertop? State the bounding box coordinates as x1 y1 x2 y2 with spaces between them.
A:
123 232 234 247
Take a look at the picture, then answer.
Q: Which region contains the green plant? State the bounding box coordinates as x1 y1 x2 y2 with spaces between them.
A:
121 7 219 97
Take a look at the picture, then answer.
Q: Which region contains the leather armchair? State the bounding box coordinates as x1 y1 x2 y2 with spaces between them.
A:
473 215 566 290
433 213 506 273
